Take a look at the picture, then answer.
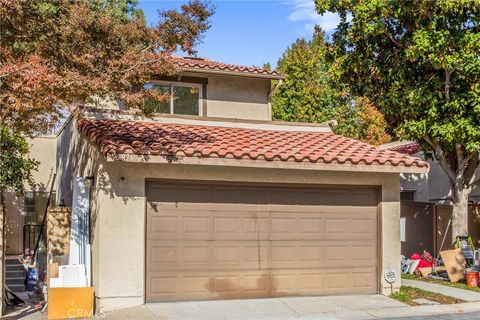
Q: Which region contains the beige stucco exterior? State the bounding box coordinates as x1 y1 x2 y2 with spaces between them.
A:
4 136 57 255
205 75 271 120
399 151 479 203
53 117 403 313
85 74 273 121
97 161 401 312
28 136 57 190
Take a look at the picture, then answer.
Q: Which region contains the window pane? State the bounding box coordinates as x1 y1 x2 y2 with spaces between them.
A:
24 192 56 225
145 84 170 113
25 192 35 206
173 86 199 115
400 191 415 201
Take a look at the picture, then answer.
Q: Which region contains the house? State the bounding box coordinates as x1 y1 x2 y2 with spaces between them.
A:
379 141 480 255
381 141 480 203
4 57 428 313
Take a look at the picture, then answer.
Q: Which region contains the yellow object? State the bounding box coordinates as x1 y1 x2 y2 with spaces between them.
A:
48 287 94 319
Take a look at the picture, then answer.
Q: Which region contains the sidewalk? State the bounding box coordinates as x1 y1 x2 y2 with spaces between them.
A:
105 296 480 320
402 279 480 302
6 293 480 319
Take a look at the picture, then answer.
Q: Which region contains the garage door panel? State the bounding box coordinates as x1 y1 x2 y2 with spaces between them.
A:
270 210 376 241
270 213 324 240
270 241 327 269
147 271 273 301
351 217 378 237
351 244 378 267
146 274 181 301
243 244 269 268
147 240 271 271
146 182 379 302
148 210 270 241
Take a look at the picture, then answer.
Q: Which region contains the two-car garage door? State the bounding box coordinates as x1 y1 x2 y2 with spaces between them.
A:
145 181 379 302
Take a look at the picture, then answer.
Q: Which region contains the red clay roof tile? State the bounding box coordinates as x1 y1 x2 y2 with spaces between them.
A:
388 142 423 155
77 118 428 169
170 56 283 78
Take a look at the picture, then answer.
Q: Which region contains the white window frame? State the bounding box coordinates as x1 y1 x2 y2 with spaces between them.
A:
148 81 203 116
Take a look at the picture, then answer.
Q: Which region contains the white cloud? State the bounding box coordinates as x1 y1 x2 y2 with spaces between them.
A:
286 0 341 32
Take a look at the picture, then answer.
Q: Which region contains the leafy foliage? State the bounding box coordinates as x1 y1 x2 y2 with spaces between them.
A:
0 0 214 135
0 0 213 199
335 97 391 146
272 27 343 123
0 126 38 195
316 0 480 236
272 26 390 145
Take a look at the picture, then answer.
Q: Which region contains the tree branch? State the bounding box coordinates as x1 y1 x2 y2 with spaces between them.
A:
444 67 456 102
445 69 451 101
384 32 402 47
466 153 480 188
456 143 467 172
424 135 457 183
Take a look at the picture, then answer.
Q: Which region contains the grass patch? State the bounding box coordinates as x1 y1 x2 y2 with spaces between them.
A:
402 273 480 293
389 286 464 306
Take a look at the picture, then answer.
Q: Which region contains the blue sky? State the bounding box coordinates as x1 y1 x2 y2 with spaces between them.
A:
138 0 340 68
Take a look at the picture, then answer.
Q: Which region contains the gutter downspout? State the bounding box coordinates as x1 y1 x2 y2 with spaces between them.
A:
268 79 283 120
268 79 283 100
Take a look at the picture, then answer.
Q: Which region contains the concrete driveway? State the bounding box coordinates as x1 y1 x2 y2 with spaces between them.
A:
144 294 404 320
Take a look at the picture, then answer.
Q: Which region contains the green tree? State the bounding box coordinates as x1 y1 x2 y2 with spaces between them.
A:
0 126 38 253
334 97 391 146
0 0 213 197
317 0 480 239
272 26 391 145
272 27 342 123
0 126 37 196
0 0 214 135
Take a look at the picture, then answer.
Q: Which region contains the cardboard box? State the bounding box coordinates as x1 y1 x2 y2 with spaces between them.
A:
48 287 94 319
440 248 466 283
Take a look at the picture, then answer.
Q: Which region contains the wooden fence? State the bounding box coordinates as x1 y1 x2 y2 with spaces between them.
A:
401 201 480 257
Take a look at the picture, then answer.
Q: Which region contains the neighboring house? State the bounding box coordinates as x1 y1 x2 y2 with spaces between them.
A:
380 141 480 256
380 141 480 203
4 57 428 313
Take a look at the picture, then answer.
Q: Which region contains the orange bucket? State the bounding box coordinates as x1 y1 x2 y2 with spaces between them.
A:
466 271 479 287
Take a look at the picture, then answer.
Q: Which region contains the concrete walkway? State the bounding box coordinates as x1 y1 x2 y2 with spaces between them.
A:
7 293 480 319
99 294 480 320
402 279 480 302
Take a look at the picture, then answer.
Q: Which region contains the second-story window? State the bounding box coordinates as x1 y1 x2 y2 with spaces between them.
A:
145 82 202 116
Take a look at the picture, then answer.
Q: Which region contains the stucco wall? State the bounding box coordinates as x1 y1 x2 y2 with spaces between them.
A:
55 118 105 297
84 75 272 121
4 136 57 255
28 136 57 190
204 75 271 120
400 152 480 202
87 158 401 312
56 120 401 313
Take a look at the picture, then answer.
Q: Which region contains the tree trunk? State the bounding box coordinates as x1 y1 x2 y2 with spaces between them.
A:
451 184 470 242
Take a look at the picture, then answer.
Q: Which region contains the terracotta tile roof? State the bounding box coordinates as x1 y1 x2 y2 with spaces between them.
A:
170 56 283 79
77 118 428 170
388 142 423 155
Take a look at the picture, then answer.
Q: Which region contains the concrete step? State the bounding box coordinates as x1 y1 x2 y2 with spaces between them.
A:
5 257 27 293
6 269 25 278
6 277 25 285
6 283 25 293
5 258 23 265
6 264 24 272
